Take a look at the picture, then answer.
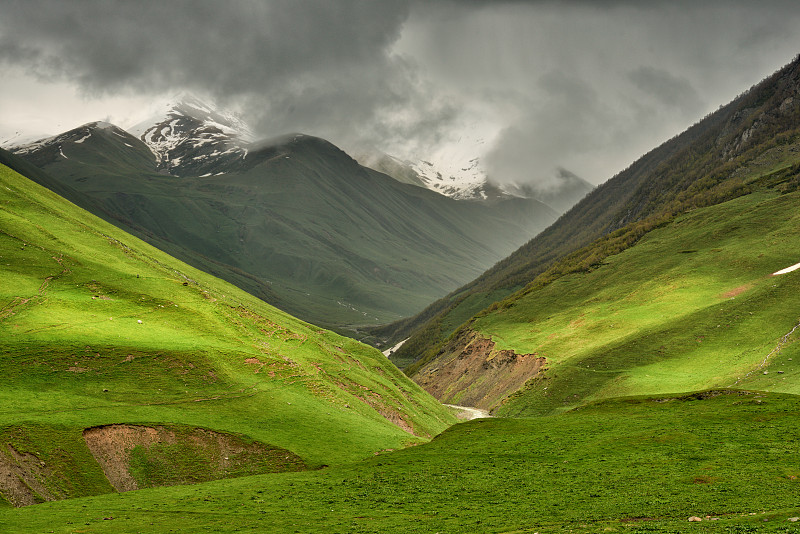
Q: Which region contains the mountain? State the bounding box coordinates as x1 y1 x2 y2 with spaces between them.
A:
385 54 800 402
355 132 491 200
357 149 595 213
7 99 558 335
4 104 800 534
127 94 253 176
0 160 454 506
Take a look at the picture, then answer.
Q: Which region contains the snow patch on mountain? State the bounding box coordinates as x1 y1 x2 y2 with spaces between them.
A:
5 121 131 156
127 94 253 175
356 132 494 201
1 131 53 149
360 145 594 212
408 134 490 199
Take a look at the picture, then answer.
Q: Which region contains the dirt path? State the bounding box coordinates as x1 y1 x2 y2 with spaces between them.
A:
443 404 493 420
730 318 800 386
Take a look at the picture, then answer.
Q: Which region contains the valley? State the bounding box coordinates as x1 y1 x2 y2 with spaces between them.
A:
2 101 561 338
1 12 800 532
4 391 800 532
415 185 800 415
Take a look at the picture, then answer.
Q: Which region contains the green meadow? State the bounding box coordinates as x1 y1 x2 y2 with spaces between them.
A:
4 118 800 532
0 162 454 505
4 390 800 533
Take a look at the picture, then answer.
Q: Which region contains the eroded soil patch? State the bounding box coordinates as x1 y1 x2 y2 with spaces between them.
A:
83 424 306 492
414 330 546 412
0 445 57 506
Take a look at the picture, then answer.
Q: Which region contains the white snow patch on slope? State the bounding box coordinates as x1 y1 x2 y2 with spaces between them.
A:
409 133 490 198
0 131 52 148
127 95 252 170
382 338 409 357
773 262 800 276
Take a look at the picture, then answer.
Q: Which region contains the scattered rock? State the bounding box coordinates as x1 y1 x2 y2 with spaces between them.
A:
789 517 799 522
688 516 703 522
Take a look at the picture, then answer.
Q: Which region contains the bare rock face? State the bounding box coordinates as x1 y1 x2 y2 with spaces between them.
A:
414 330 546 412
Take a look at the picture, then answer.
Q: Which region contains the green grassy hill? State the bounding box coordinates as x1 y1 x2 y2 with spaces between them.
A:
414 170 800 414
382 54 800 369
8 127 556 335
4 390 800 532
0 162 454 506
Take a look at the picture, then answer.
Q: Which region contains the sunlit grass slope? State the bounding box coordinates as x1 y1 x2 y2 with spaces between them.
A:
4 390 800 533
0 163 454 501
470 184 800 415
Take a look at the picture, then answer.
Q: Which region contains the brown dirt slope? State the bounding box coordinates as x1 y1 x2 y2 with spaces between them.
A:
0 445 60 507
83 424 306 492
413 330 546 412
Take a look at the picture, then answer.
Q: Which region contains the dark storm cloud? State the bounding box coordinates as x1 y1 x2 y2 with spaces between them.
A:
0 1 409 91
627 67 702 112
0 0 454 150
2 0 800 187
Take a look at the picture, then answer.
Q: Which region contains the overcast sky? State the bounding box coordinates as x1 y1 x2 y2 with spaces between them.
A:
1 0 799 187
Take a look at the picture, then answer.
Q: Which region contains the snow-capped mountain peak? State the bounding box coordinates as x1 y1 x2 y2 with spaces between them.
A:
6 121 134 156
356 132 493 201
360 145 594 212
127 94 253 176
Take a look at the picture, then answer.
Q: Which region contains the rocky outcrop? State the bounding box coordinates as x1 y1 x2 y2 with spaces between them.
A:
414 330 546 412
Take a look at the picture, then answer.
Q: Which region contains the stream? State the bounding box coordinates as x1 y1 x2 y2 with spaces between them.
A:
443 404 493 420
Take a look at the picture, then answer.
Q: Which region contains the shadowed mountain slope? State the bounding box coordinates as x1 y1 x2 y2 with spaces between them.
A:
9 120 556 334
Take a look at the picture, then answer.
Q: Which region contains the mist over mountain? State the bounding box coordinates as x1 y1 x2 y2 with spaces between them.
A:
495 168 596 214
386 53 800 399
3 2 800 197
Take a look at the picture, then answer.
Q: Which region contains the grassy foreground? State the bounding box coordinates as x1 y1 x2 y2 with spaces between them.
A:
2 390 800 532
0 161 454 505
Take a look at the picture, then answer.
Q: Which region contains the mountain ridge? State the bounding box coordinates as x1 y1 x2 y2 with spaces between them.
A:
7 109 558 333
